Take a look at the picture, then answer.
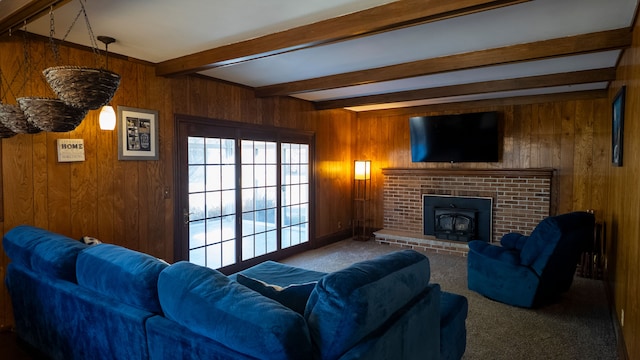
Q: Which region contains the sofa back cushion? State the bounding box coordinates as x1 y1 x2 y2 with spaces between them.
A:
519 216 561 270
157 261 313 360
3 225 87 282
76 244 168 313
304 250 431 360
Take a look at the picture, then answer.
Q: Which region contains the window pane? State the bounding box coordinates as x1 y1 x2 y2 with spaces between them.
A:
221 215 235 241
254 141 266 163
189 220 205 249
221 139 235 164
221 240 235 267
254 165 265 186
188 137 205 164
255 232 266 257
265 208 277 231
255 210 267 232
221 190 235 215
242 189 254 212
206 191 221 218
242 165 254 188
189 165 205 193
266 142 277 163
189 193 205 221
206 218 221 245
255 188 266 210
242 211 254 234
299 164 309 183
206 243 222 269
190 247 205 267
241 140 254 164
266 164 277 186
266 230 277 253
281 227 291 249
205 138 220 164
206 165 221 191
266 187 277 210
221 165 235 190
242 236 254 261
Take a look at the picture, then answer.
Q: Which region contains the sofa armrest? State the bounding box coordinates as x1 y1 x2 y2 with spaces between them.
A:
500 233 528 250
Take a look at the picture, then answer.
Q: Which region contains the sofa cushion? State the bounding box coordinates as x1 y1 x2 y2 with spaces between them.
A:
236 273 316 314
234 260 326 287
304 249 431 360
76 244 168 313
3 225 87 282
158 261 313 360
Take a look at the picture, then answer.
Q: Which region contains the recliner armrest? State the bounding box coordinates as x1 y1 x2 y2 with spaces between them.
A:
500 233 528 250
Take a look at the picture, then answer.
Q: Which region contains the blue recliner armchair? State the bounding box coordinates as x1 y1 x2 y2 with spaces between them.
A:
467 211 595 308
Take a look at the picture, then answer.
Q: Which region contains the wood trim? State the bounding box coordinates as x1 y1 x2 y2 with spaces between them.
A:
0 0 71 36
315 68 616 110
356 89 608 117
155 0 530 76
257 28 631 97
381 168 556 178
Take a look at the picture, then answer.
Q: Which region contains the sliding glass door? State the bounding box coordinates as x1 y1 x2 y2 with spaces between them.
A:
176 117 313 272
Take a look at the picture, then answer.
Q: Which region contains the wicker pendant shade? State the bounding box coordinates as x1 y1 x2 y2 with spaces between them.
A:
0 103 40 135
43 66 120 110
17 97 88 132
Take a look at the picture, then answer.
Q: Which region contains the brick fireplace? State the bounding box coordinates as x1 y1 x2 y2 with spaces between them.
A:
374 168 555 256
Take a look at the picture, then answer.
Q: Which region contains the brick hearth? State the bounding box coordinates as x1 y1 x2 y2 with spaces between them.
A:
375 168 555 256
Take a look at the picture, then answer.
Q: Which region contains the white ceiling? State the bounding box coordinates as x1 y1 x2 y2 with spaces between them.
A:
14 0 640 112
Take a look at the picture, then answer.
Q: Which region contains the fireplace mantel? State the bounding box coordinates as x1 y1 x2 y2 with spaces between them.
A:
382 168 555 178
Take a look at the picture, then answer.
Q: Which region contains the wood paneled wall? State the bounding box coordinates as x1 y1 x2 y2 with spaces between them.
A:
0 35 355 328
355 99 610 230
605 17 640 358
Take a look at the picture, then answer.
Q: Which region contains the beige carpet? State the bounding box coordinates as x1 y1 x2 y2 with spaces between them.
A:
281 239 618 360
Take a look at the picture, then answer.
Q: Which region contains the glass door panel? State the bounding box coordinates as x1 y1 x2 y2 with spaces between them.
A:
187 136 236 269
241 140 278 260
281 143 309 249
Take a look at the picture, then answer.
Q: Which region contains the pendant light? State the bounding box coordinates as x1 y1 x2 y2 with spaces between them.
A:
97 35 116 130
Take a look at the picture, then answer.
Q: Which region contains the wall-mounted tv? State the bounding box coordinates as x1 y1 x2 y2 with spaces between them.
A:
409 111 500 163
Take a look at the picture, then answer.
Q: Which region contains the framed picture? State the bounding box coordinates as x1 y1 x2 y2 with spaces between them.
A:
612 86 626 167
117 106 159 160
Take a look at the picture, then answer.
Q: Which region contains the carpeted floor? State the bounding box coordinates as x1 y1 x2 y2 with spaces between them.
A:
281 239 618 360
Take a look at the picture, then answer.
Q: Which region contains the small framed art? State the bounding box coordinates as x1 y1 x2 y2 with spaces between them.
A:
117 106 159 160
612 86 625 167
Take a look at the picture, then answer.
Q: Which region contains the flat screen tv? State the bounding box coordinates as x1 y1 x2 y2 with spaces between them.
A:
409 111 500 163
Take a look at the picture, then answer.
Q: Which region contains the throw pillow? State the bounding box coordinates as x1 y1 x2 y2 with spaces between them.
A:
236 273 316 314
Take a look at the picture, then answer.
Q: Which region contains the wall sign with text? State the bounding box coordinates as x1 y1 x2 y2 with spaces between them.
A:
57 139 85 162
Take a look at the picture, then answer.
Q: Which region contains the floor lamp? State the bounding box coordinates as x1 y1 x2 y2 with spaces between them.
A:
353 160 371 241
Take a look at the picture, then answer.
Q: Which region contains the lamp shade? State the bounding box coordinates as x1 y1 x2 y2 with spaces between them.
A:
99 105 116 130
354 160 371 180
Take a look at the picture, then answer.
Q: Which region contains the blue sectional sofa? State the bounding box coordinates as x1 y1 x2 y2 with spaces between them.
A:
3 225 468 359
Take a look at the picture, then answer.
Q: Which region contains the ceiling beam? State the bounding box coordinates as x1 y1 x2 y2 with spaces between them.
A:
155 0 530 77
314 68 617 110
0 0 71 36
356 90 608 117
257 28 631 97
